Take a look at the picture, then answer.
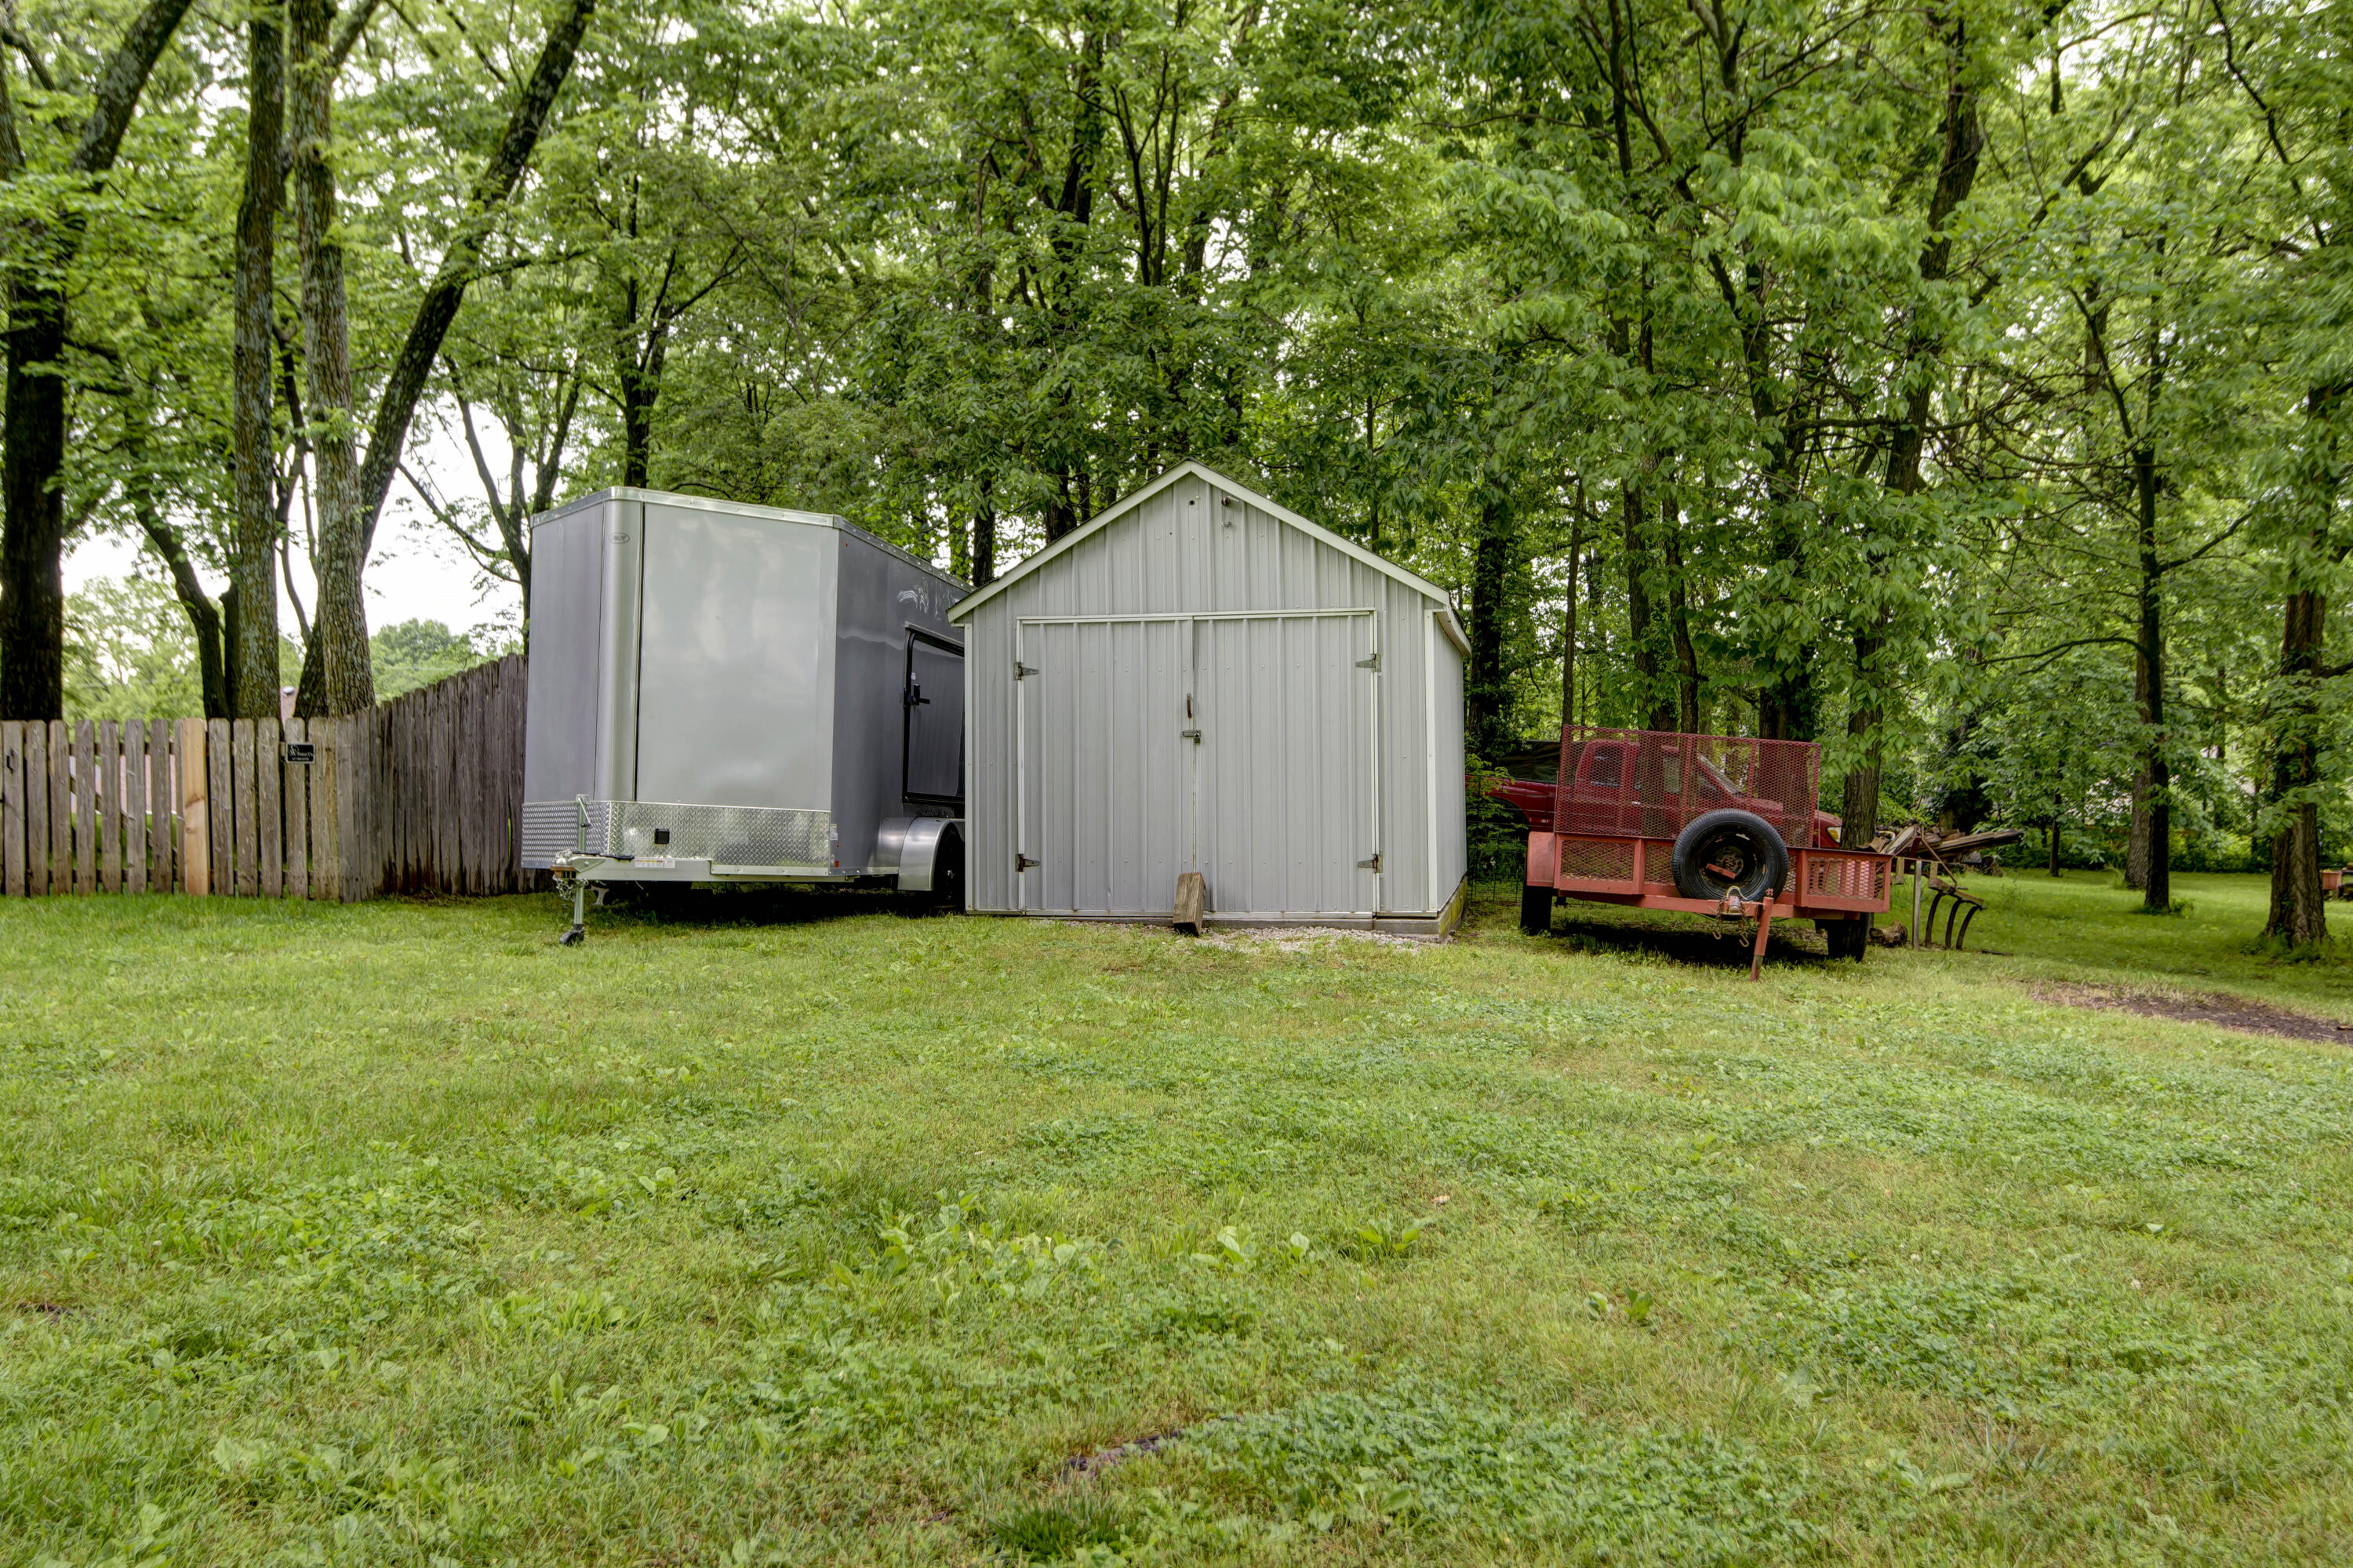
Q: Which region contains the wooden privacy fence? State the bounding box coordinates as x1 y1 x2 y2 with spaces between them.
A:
0 653 530 902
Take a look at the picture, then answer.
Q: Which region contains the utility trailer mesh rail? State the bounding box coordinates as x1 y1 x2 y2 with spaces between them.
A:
1554 726 1819 848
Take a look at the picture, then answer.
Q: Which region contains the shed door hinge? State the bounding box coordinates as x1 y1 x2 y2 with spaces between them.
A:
1358 853 1382 872
1356 653 1380 671
1016 853 1038 872
1015 661 1038 679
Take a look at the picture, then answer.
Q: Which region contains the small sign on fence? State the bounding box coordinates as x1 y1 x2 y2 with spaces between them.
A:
282 741 316 765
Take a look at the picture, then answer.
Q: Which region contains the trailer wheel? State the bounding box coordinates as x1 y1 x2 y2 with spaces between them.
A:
1670 809 1789 904
1520 882 1554 936
1824 917 1867 961
932 824 965 912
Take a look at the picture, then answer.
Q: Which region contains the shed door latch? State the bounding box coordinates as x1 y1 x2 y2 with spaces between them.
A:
1015 662 1038 679
1358 853 1382 872
1356 653 1380 671
1016 854 1038 872
1181 728 1202 741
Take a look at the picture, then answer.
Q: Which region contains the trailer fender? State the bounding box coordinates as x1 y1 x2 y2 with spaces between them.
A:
876 815 962 893
1525 831 1557 889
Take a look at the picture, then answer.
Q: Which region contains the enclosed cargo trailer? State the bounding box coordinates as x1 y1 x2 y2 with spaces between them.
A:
520 489 966 941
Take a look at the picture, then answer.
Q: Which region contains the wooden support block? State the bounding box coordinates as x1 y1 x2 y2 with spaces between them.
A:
74 720 95 894
283 718 308 899
233 719 259 897
148 719 173 892
47 720 68 894
97 719 120 893
24 722 48 895
123 721 147 895
2 720 22 897
258 717 282 898
1173 871 1208 935
180 717 210 897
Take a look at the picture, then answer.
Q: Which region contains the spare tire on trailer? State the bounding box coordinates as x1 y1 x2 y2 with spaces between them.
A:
1670 809 1790 904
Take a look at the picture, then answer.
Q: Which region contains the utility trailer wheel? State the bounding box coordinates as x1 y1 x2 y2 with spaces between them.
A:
931 824 966 912
1520 882 1555 935
1824 917 1867 961
1670 809 1790 904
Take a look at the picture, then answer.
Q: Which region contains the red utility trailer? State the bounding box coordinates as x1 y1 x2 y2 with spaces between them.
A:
1495 726 1897 978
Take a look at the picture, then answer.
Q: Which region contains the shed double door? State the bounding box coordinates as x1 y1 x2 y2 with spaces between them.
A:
1014 612 1378 916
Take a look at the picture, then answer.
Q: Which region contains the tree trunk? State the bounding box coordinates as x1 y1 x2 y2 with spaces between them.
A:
1560 488 1583 733
971 476 996 587
1841 632 1884 846
294 0 597 703
2134 442 2169 913
615 284 664 488
231 5 285 719
2262 383 2344 945
2124 759 2151 890
0 0 195 719
2263 588 2327 948
1663 497 1699 733
2049 792 2062 877
1467 486 1513 755
289 0 371 716
1621 482 1670 731
132 506 228 719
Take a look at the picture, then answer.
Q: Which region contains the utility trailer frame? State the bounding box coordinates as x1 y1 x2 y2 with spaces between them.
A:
1504 726 1897 978
1522 830 1895 979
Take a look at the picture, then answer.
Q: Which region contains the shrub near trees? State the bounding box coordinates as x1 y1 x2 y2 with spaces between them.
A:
0 0 2343 949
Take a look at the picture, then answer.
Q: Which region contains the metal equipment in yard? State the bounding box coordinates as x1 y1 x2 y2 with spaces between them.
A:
1496 726 1897 979
521 489 969 943
1871 823 2024 951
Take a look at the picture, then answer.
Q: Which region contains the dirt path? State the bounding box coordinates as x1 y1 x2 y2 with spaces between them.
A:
2029 981 2353 1044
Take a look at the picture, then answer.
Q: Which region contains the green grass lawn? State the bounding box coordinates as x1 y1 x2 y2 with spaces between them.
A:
4 875 2351 1565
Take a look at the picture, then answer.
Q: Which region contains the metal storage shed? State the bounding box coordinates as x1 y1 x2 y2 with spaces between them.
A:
951 461 1468 934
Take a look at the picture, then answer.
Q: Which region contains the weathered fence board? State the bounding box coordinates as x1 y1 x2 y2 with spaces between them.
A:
283 718 309 898
147 719 172 891
2 721 22 897
124 721 147 895
25 722 49 895
47 720 68 894
74 721 96 894
97 720 121 893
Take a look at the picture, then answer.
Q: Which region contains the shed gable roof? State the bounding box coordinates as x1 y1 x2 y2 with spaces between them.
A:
947 461 1464 646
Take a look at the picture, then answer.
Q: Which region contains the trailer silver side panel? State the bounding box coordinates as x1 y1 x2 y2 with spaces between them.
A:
520 488 965 877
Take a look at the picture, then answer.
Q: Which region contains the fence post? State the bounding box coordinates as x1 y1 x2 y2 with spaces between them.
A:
180 718 210 896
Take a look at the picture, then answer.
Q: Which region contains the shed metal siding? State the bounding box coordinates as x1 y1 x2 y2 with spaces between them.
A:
960 467 1463 919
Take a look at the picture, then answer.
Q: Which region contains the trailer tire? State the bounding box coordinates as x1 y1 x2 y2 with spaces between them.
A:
1670 809 1788 904
1520 882 1554 936
932 824 965 912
